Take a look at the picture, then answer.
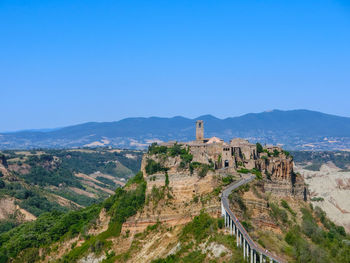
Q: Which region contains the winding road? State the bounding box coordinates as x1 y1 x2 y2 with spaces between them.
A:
221 174 284 263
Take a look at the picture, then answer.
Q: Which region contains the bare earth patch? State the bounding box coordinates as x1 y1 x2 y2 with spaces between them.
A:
0 197 36 221
296 163 350 232
69 187 97 199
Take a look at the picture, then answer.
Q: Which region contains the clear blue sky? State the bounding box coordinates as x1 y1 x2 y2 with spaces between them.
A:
1 0 349 131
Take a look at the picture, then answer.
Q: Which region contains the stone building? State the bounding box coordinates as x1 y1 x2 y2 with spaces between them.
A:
181 120 259 170
155 120 306 200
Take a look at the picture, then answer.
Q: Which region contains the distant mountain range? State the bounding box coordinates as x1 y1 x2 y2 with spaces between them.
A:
1 109 350 150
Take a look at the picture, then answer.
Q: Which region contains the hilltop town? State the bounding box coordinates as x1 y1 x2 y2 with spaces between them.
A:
142 120 306 201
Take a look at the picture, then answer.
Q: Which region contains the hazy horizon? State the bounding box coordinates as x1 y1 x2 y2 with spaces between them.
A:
2 108 350 133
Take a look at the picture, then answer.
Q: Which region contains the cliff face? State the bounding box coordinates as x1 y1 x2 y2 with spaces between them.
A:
123 171 220 233
256 152 306 200
126 152 221 234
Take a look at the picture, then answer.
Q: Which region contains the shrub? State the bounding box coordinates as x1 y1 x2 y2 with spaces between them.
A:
189 162 211 177
242 221 253 232
212 186 222 196
256 142 264 153
168 143 185 157
180 211 217 243
281 199 296 216
237 168 262 179
222 174 234 186
126 171 144 186
251 168 262 180
145 159 168 175
269 202 288 224
165 172 169 187
217 218 224 229
179 161 186 169
148 143 167 155
237 168 250 174
180 152 193 164
150 186 165 206
198 165 209 178
311 197 324 202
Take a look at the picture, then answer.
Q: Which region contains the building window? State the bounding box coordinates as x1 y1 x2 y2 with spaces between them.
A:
224 160 229 167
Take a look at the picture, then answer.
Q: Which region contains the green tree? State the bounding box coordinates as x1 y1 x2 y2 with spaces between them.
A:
256 142 264 153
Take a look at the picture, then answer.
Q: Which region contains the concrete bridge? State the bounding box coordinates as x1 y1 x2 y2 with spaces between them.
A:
221 175 284 263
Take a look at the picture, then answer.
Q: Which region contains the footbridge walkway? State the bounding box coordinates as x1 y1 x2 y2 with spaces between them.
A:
221 174 284 263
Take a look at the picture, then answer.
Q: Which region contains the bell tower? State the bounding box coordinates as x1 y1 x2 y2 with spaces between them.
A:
196 120 204 141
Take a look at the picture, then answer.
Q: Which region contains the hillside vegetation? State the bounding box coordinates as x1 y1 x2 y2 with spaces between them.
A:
227 180 350 263
0 149 142 236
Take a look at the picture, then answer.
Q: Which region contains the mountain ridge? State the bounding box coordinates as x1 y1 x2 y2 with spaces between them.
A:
1 109 350 150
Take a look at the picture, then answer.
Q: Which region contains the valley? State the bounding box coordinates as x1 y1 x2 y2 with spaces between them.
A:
0 148 142 234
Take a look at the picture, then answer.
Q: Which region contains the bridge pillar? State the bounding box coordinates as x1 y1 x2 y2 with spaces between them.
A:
224 211 226 227
250 248 253 263
260 253 262 263
243 239 246 260
247 243 250 259
254 250 256 263
230 219 233 235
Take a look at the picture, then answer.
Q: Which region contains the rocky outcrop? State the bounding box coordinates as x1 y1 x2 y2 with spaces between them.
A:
256 155 306 200
123 171 220 234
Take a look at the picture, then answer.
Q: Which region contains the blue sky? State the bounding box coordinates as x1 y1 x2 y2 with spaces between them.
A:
1 0 349 131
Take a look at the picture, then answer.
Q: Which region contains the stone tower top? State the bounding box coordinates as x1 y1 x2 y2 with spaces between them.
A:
196 120 204 141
